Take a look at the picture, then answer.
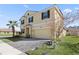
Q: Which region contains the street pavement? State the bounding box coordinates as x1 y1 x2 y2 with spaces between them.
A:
0 40 26 55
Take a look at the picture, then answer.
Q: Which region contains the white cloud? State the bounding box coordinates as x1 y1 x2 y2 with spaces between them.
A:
63 9 72 14
23 5 32 10
75 8 79 10
24 5 29 9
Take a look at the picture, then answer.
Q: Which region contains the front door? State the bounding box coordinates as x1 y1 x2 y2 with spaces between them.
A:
26 28 29 34
26 28 30 37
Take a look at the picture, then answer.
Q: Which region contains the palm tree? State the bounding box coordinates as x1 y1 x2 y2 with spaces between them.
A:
6 20 18 37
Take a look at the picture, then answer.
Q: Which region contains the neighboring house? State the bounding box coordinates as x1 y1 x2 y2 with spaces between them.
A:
66 27 79 36
20 5 65 40
0 28 20 36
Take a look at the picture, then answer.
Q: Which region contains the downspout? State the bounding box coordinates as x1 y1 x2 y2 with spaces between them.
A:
31 24 32 38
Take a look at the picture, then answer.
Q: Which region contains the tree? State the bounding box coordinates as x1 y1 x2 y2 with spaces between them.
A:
6 20 18 37
64 8 79 27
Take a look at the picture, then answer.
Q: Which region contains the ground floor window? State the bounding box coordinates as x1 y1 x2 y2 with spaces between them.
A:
21 29 25 33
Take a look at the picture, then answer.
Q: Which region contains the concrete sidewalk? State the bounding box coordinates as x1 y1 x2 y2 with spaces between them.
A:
0 40 26 55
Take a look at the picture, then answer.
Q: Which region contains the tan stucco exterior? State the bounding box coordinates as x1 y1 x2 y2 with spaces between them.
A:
20 6 65 40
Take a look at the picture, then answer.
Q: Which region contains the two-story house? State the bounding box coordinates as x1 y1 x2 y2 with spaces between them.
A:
20 5 65 40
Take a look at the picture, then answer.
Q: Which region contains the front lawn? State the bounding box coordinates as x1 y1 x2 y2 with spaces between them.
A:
26 36 79 55
0 34 12 36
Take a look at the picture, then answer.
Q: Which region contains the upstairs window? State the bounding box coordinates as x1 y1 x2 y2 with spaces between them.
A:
42 10 50 19
28 16 33 23
27 13 29 15
66 30 69 32
21 20 24 24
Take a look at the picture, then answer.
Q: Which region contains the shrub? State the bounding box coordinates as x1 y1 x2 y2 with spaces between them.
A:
26 34 30 38
45 41 52 45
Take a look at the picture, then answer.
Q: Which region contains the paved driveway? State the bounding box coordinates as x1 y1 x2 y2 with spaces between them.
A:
5 38 50 53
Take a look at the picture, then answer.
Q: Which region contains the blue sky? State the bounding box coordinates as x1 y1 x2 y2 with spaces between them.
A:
0 4 79 30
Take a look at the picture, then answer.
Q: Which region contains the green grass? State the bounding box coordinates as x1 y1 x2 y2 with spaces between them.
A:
27 36 79 55
0 34 12 36
2 39 12 43
64 36 79 44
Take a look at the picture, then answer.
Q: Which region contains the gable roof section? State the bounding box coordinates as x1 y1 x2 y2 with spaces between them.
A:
54 6 64 19
19 5 64 20
19 10 38 21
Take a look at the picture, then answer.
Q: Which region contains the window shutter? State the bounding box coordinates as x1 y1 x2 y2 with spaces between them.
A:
41 13 43 20
48 10 50 18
